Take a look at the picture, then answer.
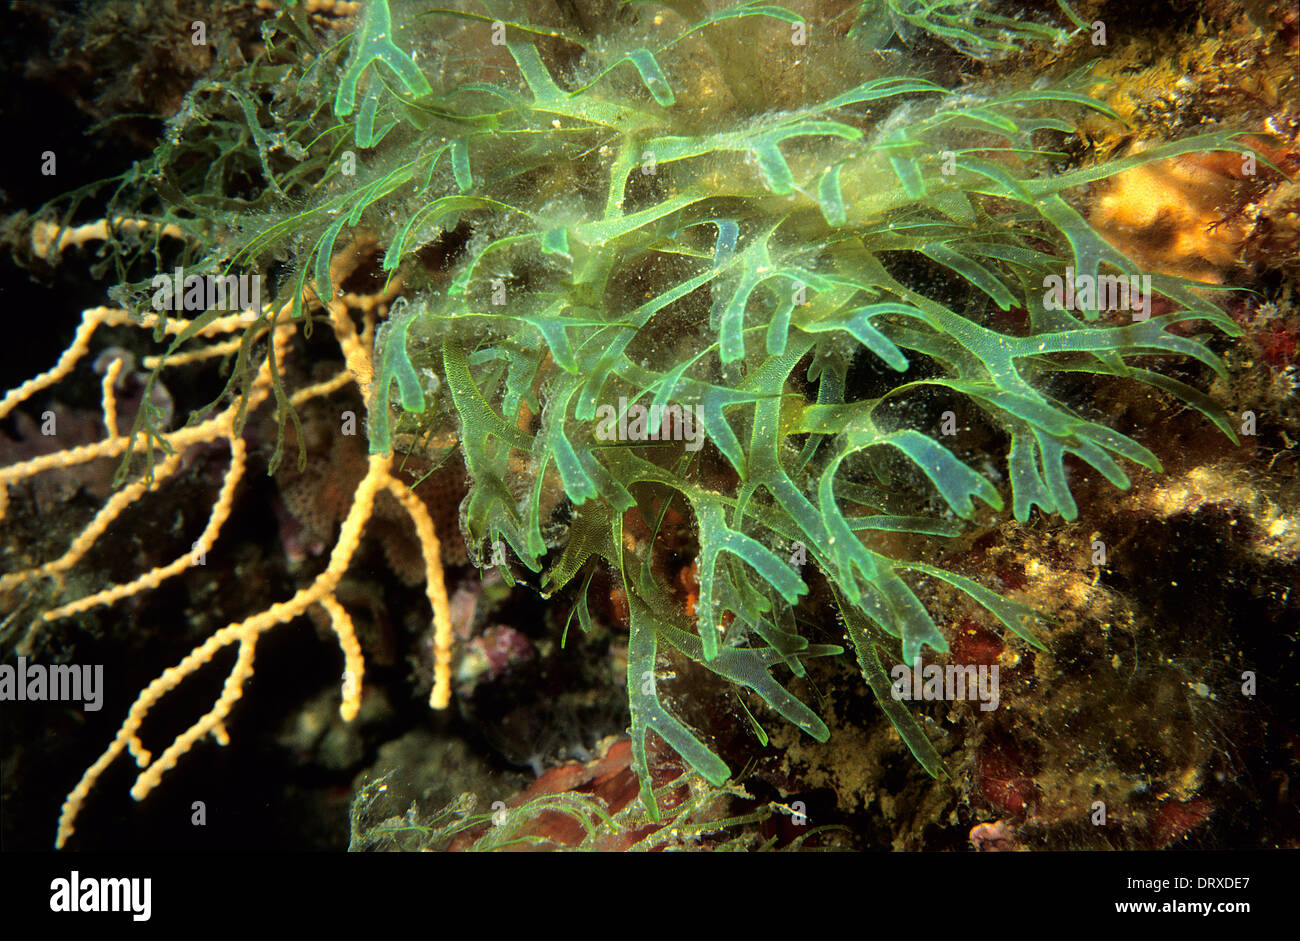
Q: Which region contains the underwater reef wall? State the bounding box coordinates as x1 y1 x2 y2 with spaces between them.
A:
0 0 1297 851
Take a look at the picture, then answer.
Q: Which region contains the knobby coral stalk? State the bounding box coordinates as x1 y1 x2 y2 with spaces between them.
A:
0 221 456 848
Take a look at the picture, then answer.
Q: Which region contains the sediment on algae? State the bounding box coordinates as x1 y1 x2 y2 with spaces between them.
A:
2 0 1297 850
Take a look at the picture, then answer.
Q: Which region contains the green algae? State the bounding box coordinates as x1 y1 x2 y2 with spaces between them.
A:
32 0 1261 819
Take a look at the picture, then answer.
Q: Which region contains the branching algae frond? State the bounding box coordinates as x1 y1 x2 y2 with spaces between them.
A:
57 0 1258 819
